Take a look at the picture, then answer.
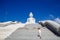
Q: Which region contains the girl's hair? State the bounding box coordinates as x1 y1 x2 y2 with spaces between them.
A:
37 28 40 29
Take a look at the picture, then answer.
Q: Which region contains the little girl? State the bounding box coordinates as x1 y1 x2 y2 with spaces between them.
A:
37 28 41 39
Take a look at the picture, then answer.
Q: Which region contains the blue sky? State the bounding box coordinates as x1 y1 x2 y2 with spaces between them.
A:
0 0 60 23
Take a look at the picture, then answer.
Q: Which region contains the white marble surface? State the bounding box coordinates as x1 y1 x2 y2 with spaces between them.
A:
0 23 25 40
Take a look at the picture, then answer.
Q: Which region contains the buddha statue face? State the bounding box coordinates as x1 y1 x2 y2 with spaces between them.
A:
29 12 33 18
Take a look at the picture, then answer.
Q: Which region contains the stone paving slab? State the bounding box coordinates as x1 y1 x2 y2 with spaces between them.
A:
5 28 40 40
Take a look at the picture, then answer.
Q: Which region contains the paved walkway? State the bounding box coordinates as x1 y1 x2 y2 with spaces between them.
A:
5 24 41 40
5 24 60 40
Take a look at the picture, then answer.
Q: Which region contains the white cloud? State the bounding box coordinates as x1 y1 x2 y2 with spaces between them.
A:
54 18 60 24
49 14 54 19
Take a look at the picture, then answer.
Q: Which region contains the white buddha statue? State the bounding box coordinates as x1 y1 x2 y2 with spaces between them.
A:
26 12 36 24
